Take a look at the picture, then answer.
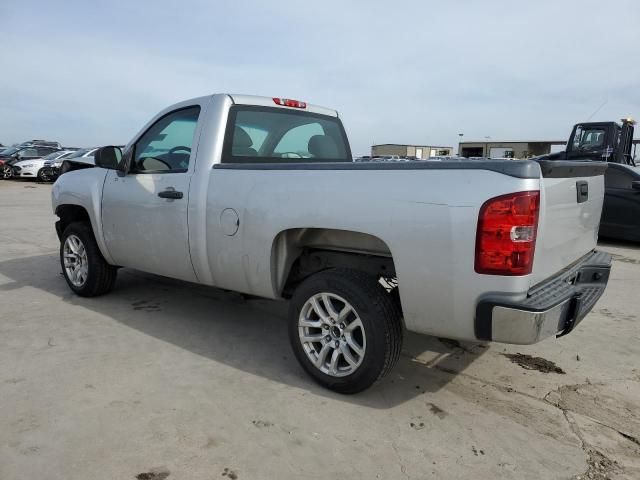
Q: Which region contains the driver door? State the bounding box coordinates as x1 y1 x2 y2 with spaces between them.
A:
101 106 201 282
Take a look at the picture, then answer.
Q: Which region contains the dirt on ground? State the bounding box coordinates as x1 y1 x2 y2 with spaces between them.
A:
502 352 567 374
135 467 171 480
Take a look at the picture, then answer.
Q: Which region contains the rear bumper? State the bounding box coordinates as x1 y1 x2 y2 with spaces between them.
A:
475 250 611 344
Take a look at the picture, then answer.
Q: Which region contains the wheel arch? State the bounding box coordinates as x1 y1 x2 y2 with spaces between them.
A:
54 203 116 265
270 227 398 298
55 204 91 238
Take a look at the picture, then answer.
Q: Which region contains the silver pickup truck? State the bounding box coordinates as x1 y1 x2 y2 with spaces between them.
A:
52 94 612 393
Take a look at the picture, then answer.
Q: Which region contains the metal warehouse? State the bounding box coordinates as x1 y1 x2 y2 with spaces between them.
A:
371 144 453 159
458 140 567 158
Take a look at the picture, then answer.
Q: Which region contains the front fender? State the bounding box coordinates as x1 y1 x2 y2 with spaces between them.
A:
51 168 115 265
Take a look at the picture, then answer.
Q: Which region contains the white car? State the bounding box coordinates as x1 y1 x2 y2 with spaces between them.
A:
13 150 75 181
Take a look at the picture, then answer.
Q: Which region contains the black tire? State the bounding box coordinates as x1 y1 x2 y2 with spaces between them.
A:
60 222 117 297
2 165 13 179
288 268 403 394
37 168 49 182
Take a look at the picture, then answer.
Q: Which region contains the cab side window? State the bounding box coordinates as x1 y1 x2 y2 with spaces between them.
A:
131 106 200 173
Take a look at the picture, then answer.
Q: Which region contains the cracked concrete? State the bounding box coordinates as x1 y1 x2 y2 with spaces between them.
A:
1 181 639 479
543 383 640 480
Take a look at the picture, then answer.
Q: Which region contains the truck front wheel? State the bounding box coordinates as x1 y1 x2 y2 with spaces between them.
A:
60 222 117 297
288 268 403 394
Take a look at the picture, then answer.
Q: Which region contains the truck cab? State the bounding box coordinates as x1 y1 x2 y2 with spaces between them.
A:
542 119 636 164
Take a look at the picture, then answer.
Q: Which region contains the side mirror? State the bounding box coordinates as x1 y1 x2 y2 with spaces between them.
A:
632 181 640 191
94 146 122 170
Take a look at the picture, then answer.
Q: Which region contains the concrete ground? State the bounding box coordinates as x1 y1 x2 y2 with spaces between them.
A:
0 180 638 480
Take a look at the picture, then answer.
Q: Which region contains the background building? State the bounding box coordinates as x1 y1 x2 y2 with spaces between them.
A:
371 144 453 159
458 140 567 158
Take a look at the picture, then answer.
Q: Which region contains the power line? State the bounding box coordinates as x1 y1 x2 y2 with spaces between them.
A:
586 99 608 121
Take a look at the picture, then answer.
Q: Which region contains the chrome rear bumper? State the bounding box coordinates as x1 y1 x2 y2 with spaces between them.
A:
475 250 612 344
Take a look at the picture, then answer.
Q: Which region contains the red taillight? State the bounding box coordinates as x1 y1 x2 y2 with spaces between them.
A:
475 191 540 276
273 97 307 109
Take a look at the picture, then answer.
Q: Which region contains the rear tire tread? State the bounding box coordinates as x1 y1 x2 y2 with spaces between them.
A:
289 268 403 394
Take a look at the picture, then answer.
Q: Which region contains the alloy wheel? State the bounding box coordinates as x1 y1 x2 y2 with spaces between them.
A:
298 292 366 377
63 234 89 287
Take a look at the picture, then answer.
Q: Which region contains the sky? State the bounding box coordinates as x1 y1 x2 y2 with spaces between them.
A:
1 0 639 155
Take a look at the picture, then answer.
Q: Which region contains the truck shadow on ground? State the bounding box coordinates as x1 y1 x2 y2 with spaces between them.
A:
0 253 487 408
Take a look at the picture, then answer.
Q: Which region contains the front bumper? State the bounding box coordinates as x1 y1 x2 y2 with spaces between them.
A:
16 168 37 177
12 165 36 177
475 250 612 344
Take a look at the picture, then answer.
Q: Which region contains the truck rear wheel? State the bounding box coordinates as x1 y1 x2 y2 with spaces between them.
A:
288 268 403 394
60 222 117 297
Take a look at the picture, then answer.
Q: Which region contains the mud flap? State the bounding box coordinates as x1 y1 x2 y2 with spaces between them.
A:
556 293 583 338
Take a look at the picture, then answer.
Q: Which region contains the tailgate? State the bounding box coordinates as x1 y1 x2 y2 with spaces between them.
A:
531 161 607 285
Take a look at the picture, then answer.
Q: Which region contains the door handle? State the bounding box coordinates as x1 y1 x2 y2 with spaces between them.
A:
158 189 183 199
576 181 588 203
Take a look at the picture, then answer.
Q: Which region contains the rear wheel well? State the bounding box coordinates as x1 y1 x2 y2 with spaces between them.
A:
282 248 397 298
272 228 396 295
55 205 91 239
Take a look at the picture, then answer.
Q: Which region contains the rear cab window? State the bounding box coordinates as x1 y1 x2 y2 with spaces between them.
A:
222 106 351 163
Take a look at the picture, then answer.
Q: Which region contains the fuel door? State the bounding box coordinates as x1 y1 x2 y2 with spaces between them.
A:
220 208 240 236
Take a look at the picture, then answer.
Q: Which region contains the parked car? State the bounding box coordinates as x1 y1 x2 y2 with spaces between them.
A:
599 163 640 242
61 147 98 164
17 140 62 149
1 145 61 179
48 148 96 180
44 147 107 181
12 150 76 181
52 93 611 393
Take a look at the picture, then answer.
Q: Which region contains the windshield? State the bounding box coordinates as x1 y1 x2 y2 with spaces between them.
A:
66 148 92 159
1 147 19 156
222 106 351 163
572 126 606 151
43 151 65 160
